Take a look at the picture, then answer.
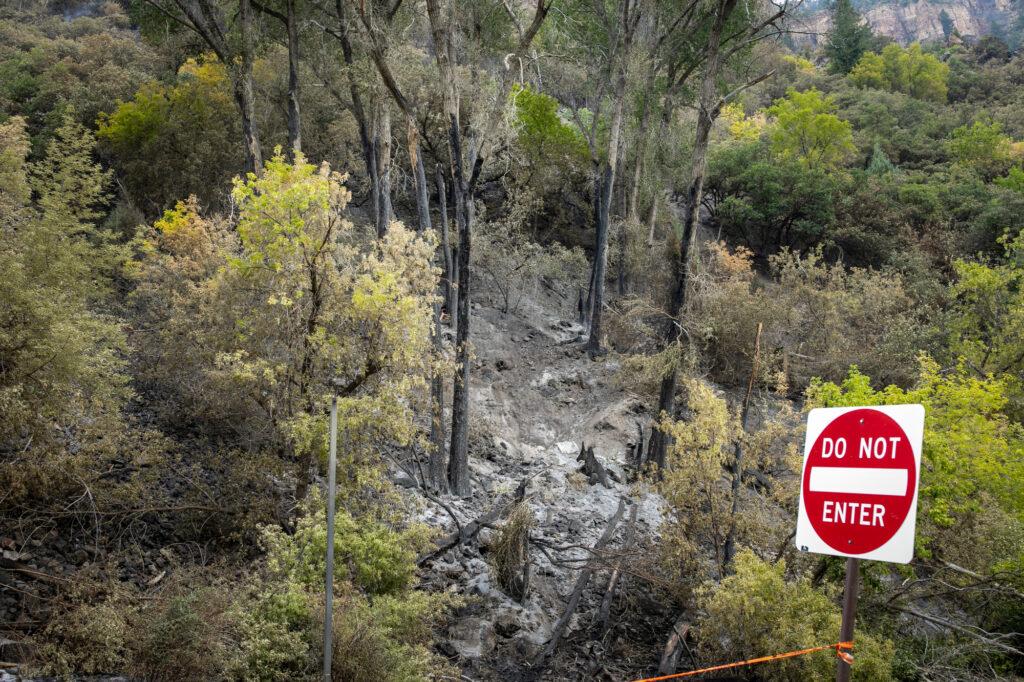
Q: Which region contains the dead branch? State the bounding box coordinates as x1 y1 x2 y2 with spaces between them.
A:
890 605 1024 658
417 478 528 566
598 501 640 634
658 617 694 675
532 498 628 672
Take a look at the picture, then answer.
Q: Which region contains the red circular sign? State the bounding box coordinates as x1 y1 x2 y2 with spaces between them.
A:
802 409 916 554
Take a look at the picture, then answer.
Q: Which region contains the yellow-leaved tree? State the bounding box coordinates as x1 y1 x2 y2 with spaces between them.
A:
658 379 797 586
131 150 442 495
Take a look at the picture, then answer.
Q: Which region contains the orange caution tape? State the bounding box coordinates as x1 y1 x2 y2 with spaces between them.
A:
631 641 854 682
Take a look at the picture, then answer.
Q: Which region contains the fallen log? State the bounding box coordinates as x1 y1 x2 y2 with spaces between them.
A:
417 478 528 566
532 498 627 672
658 617 694 675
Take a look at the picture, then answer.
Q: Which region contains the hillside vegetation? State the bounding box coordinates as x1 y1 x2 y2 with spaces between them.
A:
1 0 1023 680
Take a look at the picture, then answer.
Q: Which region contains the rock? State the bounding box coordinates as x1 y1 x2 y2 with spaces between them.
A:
495 609 521 637
393 470 418 489
495 357 514 371
477 528 496 548
555 441 577 456
447 616 496 659
441 562 465 580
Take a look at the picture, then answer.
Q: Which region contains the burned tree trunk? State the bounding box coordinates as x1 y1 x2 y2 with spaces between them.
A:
723 321 762 568
436 164 455 320
284 0 301 155
577 442 612 488
647 0 739 473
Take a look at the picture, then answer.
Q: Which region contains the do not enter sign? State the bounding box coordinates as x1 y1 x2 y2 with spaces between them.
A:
796 405 924 564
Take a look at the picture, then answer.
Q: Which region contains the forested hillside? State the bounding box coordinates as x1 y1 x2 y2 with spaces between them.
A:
1 0 1023 680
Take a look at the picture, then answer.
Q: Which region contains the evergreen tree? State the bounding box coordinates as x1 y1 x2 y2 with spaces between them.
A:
824 0 873 74
939 9 956 42
866 142 897 174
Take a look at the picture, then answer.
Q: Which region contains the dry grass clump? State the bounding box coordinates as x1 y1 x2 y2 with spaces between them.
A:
489 501 534 601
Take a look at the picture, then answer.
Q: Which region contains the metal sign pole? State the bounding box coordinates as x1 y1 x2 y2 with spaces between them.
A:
836 557 860 682
323 394 338 682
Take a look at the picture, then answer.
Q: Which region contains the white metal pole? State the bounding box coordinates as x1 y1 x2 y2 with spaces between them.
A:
323 394 338 681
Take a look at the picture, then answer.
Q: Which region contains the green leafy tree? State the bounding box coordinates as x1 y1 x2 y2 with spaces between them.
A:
850 43 950 103
766 88 855 169
511 84 588 170
710 139 840 256
996 166 1024 193
0 115 129 500
947 233 1024 409
824 0 874 74
947 120 1015 179
807 360 1024 569
130 151 442 495
97 56 243 213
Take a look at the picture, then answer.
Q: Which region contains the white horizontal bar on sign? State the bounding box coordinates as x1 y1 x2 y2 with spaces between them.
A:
808 467 908 496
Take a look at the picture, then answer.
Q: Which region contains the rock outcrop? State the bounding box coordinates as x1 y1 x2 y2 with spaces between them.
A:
795 0 1016 47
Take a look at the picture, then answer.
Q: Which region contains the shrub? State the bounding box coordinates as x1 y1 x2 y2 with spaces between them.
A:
696 550 895 681
231 582 314 681
131 585 234 681
260 492 434 596
329 590 460 682
474 185 588 315
658 379 798 586
31 585 135 677
689 243 930 393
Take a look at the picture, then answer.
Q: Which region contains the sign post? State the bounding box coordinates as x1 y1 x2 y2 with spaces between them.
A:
795 405 924 681
323 394 338 682
837 557 859 682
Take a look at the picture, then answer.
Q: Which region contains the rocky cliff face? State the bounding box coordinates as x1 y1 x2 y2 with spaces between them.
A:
797 0 1016 47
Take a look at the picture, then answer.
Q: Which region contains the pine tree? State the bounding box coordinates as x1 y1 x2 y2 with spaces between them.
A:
939 9 956 42
824 0 873 74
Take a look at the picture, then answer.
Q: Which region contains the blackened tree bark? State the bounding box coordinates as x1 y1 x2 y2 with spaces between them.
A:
436 164 455 318
647 0 740 472
376 102 393 236
644 0 786 471
285 0 301 154
586 0 641 357
237 0 263 172
323 0 380 226
424 0 551 496
723 321 762 568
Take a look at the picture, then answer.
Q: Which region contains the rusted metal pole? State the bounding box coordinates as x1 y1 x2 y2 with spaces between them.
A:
836 557 859 682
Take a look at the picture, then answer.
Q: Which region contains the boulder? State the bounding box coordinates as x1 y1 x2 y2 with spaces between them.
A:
447 616 496 659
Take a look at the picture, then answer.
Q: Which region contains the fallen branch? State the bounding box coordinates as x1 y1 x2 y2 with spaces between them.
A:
939 560 1024 601
532 498 627 673
890 604 1024 658
417 478 528 566
658 617 694 675
598 501 640 634
41 504 235 518
0 559 67 584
